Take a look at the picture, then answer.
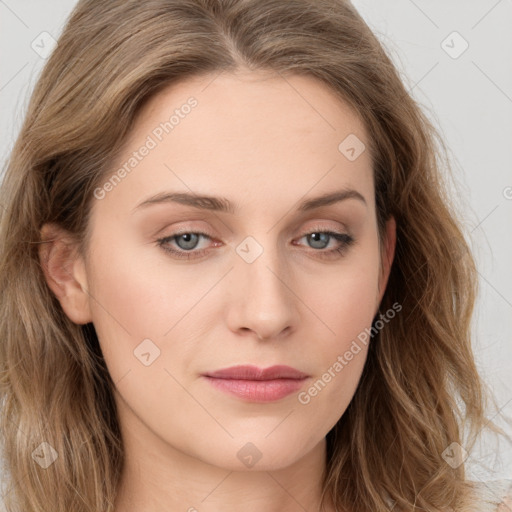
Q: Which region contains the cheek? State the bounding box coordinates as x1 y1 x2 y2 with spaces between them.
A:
85 237 228 394
88 231 198 324
295 256 380 421
84 242 181 377
306 256 381 344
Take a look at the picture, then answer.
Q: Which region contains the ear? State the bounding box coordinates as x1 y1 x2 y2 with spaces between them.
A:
376 215 397 306
38 223 92 325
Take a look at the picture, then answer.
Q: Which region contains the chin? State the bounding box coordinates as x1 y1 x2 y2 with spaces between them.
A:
198 434 320 472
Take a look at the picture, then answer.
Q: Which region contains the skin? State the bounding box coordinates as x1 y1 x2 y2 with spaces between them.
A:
39 69 396 512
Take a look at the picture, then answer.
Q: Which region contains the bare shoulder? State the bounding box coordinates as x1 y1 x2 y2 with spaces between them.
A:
493 479 512 511
497 488 512 512
469 479 512 512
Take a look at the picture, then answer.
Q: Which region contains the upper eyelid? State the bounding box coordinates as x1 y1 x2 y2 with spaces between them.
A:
162 226 349 238
159 227 350 247
160 218 351 237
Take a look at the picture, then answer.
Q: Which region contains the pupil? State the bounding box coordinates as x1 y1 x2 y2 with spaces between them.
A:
178 233 198 250
309 232 329 249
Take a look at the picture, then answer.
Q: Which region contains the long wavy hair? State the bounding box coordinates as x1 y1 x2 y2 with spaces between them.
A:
0 0 505 511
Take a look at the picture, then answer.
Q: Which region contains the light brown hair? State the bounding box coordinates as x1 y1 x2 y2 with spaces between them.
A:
0 0 505 510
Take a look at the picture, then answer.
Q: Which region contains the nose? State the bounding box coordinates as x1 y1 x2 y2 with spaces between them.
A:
224 243 300 342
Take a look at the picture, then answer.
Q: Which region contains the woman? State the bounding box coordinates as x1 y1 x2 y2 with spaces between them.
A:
0 0 510 511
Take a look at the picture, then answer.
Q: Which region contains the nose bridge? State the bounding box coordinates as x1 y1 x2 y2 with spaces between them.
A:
226 233 299 339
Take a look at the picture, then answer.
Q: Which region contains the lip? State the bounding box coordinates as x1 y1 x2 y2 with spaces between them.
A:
204 364 309 380
202 365 310 402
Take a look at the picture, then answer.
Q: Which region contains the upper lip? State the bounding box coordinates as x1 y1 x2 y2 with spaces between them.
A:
204 364 309 380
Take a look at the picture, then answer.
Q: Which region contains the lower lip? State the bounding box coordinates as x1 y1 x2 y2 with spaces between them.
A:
203 376 307 402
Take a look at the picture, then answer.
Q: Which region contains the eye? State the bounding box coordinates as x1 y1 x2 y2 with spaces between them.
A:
294 227 355 259
156 226 355 260
156 231 215 260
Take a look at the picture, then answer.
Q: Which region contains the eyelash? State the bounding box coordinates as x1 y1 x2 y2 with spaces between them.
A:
156 225 355 261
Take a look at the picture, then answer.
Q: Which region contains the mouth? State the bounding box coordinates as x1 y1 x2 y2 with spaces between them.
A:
202 364 310 402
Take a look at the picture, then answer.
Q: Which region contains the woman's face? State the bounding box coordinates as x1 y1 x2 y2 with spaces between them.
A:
48 70 395 471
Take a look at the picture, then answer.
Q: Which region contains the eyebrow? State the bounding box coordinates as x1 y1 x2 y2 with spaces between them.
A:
132 188 367 214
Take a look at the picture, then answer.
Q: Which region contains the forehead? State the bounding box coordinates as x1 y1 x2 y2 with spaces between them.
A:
134 70 369 154
94 70 374 219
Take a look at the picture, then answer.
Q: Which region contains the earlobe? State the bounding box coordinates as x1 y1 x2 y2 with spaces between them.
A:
39 223 93 325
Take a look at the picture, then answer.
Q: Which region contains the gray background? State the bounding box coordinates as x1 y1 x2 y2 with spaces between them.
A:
1 0 511 489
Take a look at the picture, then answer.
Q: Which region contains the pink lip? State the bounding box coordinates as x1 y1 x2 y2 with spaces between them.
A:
202 365 309 402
